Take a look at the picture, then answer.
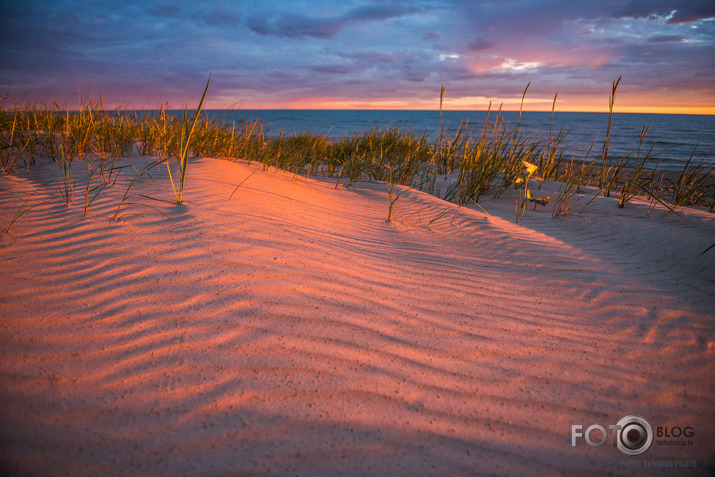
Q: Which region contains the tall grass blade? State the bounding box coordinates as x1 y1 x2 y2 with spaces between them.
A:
177 72 212 203
600 76 621 190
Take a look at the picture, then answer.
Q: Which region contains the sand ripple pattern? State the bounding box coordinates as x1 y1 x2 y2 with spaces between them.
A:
1 157 713 476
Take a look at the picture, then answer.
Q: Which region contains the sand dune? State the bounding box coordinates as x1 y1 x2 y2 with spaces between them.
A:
1 156 713 476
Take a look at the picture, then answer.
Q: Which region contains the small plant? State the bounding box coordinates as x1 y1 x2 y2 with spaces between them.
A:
1 188 47 234
671 143 715 209
617 124 653 208
552 146 597 219
539 92 570 185
437 85 446 173
386 167 399 222
166 72 211 204
82 160 107 215
51 139 75 204
1 109 31 175
112 160 162 220
513 160 549 221
600 76 622 191
228 169 259 200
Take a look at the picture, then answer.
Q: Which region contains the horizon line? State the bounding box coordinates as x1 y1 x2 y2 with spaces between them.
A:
26 106 714 116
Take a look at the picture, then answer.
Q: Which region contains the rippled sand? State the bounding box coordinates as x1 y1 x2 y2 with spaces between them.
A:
1 157 713 476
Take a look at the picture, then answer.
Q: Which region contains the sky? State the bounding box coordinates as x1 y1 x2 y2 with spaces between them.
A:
1 0 714 113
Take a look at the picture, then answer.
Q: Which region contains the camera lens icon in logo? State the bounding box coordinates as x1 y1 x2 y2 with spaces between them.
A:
616 415 653 456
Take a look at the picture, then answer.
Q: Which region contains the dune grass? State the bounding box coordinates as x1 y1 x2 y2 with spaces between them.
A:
600 76 621 191
1 80 713 227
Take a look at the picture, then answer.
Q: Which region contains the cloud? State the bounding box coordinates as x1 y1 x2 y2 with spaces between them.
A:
647 34 687 43
0 0 713 111
246 14 341 39
498 59 545 72
309 64 358 75
610 0 715 23
245 2 421 39
466 37 496 52
667 4 715 23
344 3 420 22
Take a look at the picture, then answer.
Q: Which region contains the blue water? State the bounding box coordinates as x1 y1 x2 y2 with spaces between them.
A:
205 110 715 171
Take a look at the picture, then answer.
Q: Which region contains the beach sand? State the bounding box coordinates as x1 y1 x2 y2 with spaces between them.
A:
1 156 713 476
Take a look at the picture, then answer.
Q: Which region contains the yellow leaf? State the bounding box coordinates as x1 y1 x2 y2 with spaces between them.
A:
522 160 538 176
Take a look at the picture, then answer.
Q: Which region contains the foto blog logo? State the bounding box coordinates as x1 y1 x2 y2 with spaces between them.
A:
572 415 654 456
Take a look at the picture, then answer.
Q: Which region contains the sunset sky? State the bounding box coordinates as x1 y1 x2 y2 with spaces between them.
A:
1 0 714 113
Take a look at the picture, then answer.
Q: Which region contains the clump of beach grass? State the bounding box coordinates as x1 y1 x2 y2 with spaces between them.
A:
552 153 599 219
1 77 713 230
671 145 715 211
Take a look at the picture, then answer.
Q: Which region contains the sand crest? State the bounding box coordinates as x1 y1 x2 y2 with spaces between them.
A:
1 156 713 476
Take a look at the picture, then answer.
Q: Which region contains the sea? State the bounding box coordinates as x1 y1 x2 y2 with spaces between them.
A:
204 110 715 172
